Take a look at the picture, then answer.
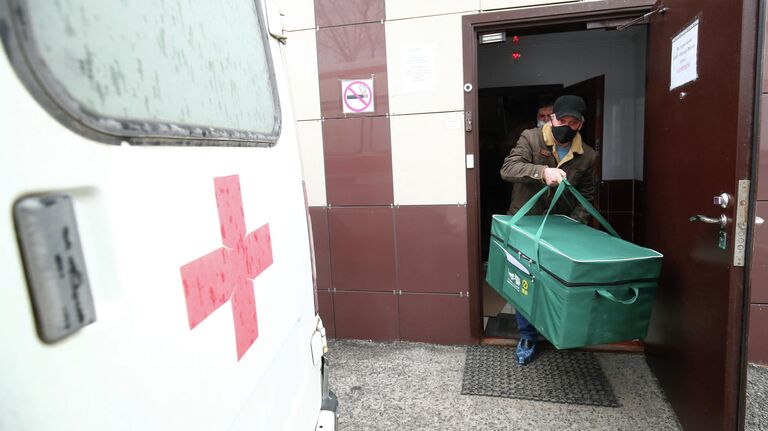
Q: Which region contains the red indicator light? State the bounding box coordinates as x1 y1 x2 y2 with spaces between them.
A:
512 35 520 43
512 52 522 60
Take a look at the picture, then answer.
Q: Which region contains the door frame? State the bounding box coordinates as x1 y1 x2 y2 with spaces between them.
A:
462 0 657 343
732 0 763 428
462 0 758 428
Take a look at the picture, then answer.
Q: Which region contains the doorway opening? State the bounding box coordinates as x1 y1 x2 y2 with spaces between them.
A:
464 1 758 429
477 24 648 336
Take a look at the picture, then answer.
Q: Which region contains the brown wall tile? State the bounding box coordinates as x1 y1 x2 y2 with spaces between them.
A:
608 212 634 242
334 291 398 340
309 207 331 291
399 294 473 344
751 201 768 303
316 23 388 118
316 290 336 338
322 117 393 205
395 206 468 294
634 181 646 245
328 207 395 292
758 95 768 200
598 180 609 212
315 0 385 28
606 179 634 212
748 304 768 365
633 180 644 216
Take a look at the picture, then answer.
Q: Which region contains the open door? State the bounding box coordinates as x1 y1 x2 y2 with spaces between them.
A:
563 75 605 212
563 75 605 154
642 1 758 429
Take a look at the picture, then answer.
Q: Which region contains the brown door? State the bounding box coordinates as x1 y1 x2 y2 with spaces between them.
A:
563 75 605 211
563 75 605 154
642 1 758 429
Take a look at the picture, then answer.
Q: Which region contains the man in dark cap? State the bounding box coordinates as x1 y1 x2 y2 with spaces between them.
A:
499 94 597 365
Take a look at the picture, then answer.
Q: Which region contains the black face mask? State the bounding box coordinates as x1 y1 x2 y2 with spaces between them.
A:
552 125 577 143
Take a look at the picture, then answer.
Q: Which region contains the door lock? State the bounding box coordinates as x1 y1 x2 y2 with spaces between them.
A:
713 193 732 208
689 214 727 229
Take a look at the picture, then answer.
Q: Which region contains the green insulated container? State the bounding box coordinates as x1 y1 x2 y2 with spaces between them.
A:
486 180 663 349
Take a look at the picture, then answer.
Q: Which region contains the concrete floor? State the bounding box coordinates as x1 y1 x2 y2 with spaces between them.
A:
747 363 768 431
328 341 768 430
328 340 682 431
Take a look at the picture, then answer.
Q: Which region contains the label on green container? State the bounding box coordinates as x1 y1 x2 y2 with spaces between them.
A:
487 239 536 318
505 270 531 296
503 264 535 316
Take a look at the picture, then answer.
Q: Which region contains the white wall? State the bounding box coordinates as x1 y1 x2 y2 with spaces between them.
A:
478 26 647 180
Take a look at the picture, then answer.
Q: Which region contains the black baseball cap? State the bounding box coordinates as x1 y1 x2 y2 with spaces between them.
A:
553 95 586 122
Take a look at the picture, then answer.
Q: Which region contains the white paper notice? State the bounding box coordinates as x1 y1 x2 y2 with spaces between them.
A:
670 19 699 90
401 44 436 93
497 242 531 276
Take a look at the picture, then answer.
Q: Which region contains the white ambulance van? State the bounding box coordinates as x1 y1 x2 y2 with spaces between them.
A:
0 0 336 429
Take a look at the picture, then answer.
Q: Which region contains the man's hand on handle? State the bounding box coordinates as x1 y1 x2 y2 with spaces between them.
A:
543 168 567 186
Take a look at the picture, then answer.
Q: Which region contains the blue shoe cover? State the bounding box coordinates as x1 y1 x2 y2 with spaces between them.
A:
515 338 537 365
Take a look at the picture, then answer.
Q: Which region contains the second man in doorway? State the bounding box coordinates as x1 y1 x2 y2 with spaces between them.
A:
535 99 554 128
499 94 597 365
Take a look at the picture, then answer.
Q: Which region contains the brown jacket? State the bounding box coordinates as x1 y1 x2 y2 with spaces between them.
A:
500 123 597 223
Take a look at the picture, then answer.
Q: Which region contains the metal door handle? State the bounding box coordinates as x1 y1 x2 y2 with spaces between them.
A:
689 214 727 229
756 217 765 226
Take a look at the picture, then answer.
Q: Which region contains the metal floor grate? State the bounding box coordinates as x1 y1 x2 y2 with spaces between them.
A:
461 345 620 407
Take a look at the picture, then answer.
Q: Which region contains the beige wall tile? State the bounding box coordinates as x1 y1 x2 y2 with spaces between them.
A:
279 0 315 31
386 14 465 115
385 0 479 20
296 120 327 206
391 112 466 205
284 29 321 121
480 0 578 11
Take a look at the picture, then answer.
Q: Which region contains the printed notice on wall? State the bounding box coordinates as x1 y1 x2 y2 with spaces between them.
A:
401 44 436 93
670 19 699 90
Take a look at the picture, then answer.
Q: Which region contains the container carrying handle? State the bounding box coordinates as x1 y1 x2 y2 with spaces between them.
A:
526 179 619 237
510 179 620 271
596 287 639 305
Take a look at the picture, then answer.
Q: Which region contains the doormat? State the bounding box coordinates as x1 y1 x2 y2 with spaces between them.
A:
461 345 620 407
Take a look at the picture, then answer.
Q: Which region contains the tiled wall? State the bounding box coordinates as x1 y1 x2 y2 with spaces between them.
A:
282 0 649 347
281 0 642 345
749 19 768 364
283 0 562 344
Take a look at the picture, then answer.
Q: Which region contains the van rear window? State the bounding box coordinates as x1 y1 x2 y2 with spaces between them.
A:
10 0 280 145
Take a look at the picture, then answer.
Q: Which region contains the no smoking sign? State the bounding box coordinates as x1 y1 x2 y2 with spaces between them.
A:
341 79 374 114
